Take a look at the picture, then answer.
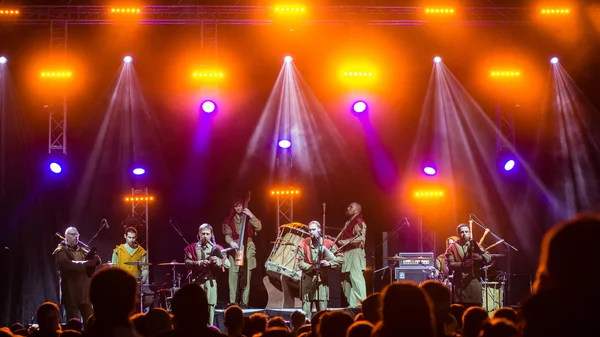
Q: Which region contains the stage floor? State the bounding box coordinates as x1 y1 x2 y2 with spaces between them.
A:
213 307 361 332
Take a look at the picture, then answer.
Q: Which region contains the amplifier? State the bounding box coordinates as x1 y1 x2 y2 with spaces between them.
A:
394 268 430 284
394 252 434 269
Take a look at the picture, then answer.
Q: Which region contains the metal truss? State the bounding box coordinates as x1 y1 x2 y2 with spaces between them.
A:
130 187 151 262
275 194 294 232
5 5 535 26
495 94 517 154
47 99 67 154
46 20 68 154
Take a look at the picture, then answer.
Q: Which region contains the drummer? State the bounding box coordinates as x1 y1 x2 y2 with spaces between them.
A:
112 227 148 283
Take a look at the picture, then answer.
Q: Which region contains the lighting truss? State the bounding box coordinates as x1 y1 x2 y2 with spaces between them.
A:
7 5 534 26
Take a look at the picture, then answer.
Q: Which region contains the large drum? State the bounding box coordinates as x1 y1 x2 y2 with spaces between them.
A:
482 281 504 314
265 223 308 282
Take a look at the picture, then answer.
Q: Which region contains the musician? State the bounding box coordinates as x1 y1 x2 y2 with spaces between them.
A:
434 236 459 283
111 227 148 283
335 202 367 308
222 199 262 308
185 223 229 326
297 221 342 318
445 224 491 308
52 227 100 324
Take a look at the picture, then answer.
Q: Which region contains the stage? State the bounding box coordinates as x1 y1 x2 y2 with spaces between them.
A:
213 307 361 332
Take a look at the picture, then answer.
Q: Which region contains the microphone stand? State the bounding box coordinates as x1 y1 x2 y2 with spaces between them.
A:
370 218 409 293
469 214 519 307
169 219 190 288
87 219 109 245
170 218 191 246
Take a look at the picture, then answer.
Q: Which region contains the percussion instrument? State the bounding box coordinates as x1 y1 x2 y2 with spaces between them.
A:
125 261 152 266
157 262 186 266
265 223 308 282
482 281 504 314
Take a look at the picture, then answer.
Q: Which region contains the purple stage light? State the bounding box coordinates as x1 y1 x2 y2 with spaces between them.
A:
423 166 437 176
201 100 217 113
352 101 368 113
49 162 62 174
133 168 146 175
278 139 291 149
503 159 515 171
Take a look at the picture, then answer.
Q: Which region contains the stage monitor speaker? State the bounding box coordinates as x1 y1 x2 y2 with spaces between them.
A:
394 268 429 284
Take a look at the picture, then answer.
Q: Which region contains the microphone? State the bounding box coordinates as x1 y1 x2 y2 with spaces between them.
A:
102 218 110 229
404 217 410 227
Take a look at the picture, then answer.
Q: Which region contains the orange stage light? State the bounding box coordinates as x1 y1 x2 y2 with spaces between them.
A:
110 8 142 14
274 6 306 13
490 71 521 77
270 189 301 196
40 71 73 78
192 72 224 78
540 9 570 15
424 8 455 14
343 72 373 77
413 190 444 198
0 9 20 15
125 196 155 201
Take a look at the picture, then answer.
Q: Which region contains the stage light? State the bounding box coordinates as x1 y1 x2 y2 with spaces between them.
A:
193 71 224 78
284 56 293 63
0 56 6 64
274 7 306 13
414 190 444 198
270 189 301 196
490 71 521 77
40 71 72 78
111 8 141 14
540 9 570 15
434 56 442 63
352 101 368 114
503 159 515 171
425 8 455 14
132 168 145 175
201 100 217 113
49 162 62 174
551 57 559 64
0 9 19 16
278 139 291 149
343 71 373 77
123 56 133 63
125 196 154 201
423 166 437 176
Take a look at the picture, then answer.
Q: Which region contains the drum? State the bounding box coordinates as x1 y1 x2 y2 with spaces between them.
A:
265 223 308 282
482 281 504 314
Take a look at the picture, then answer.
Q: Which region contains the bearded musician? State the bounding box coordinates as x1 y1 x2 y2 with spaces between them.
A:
297 221 342 318
334 202 367 308
52 227 101 324
446 223 491 308
184 223 229 326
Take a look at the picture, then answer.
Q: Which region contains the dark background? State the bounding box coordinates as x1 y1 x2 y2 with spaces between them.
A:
2 0 600 325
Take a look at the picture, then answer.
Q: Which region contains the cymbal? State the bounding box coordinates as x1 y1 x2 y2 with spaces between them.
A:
102 262 117 267
383 256 407 260
124 261 152 266
157 262 186 266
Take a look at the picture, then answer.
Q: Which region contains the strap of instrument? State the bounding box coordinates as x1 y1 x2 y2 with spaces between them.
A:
332 218 353 247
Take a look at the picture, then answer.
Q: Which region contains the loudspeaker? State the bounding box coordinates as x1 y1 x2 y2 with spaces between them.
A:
394 268 429 284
